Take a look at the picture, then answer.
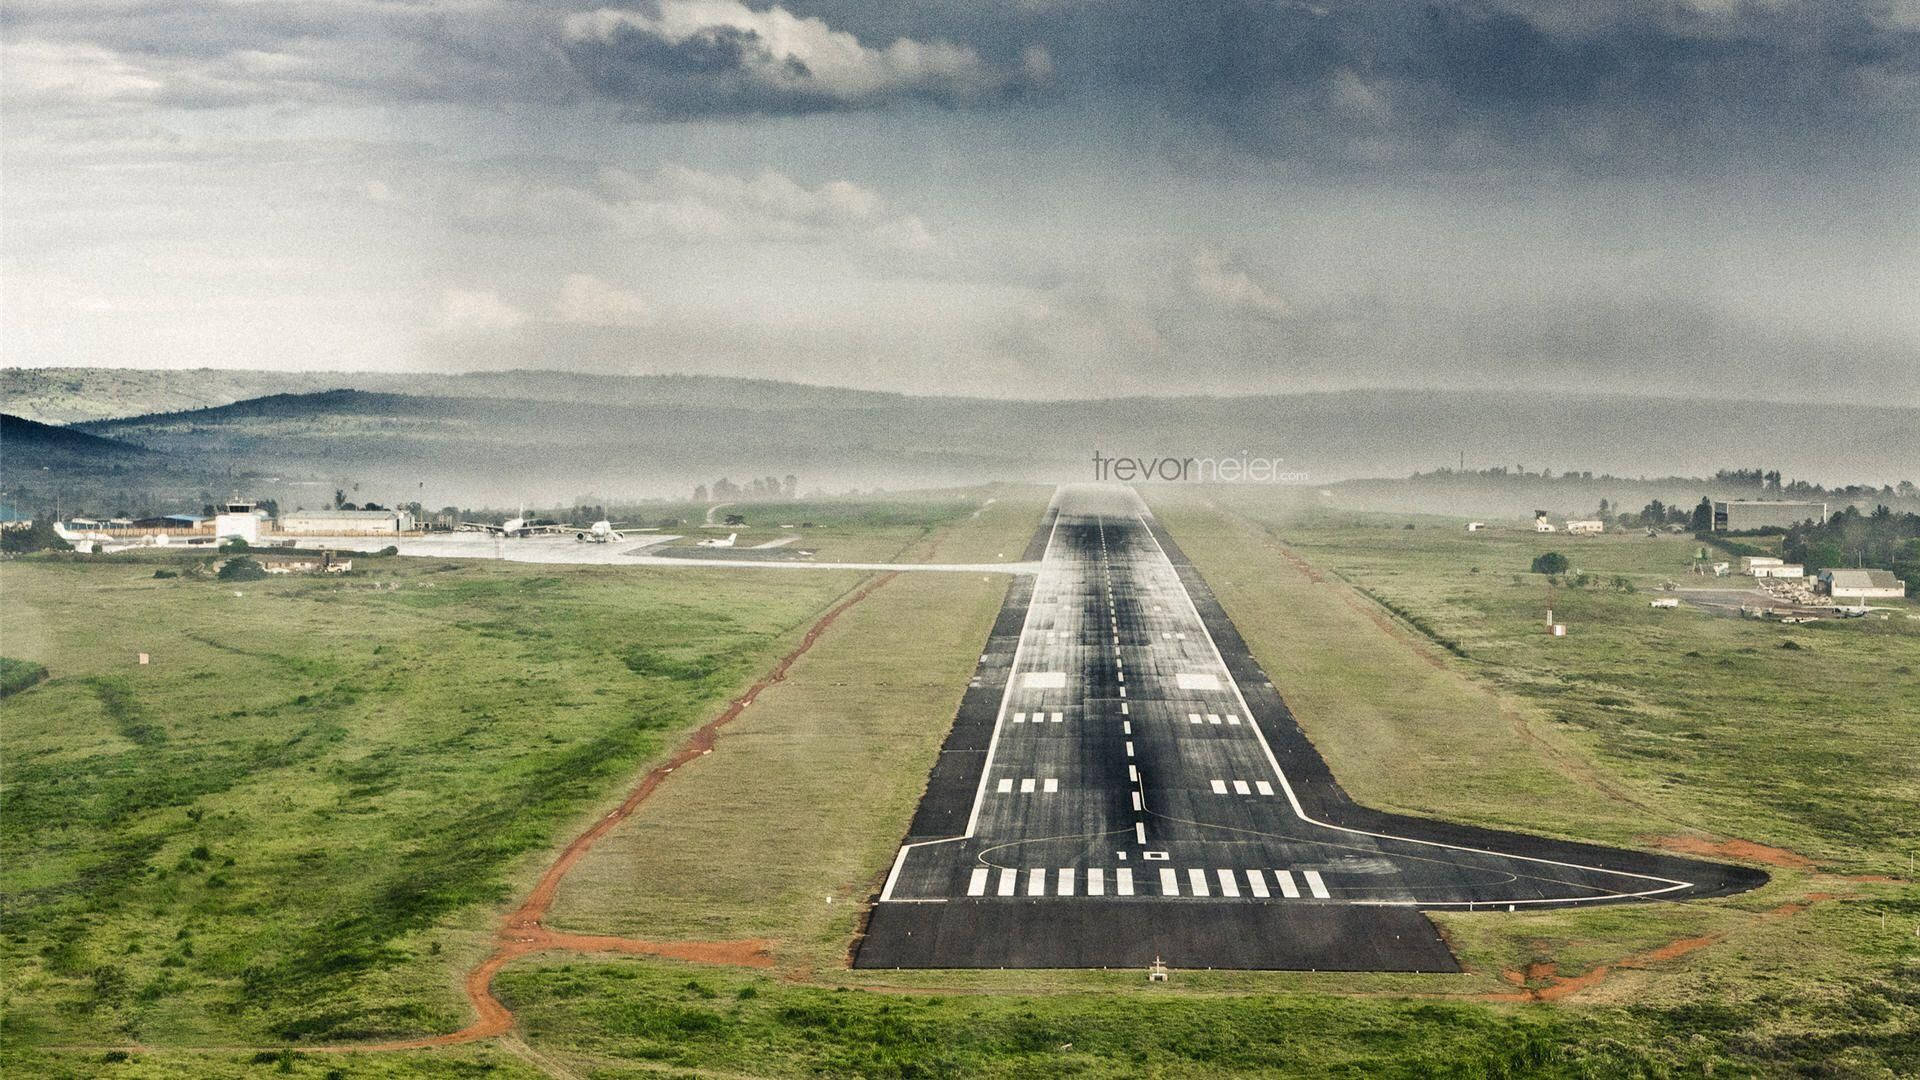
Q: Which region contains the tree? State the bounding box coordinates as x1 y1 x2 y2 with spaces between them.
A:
782 474 798 499
693 484 708 503
0 517 72 554
333 489 346 509
217 557 266 581
1597 497 1610 518
1690 497 1714 533
1530 552 1569 575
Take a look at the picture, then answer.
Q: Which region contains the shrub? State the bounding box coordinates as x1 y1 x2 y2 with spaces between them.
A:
1530 552 1569 575
152 569 178 579
217 557 267 581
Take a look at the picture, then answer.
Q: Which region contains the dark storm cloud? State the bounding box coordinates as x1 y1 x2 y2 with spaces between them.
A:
799 0 1920 173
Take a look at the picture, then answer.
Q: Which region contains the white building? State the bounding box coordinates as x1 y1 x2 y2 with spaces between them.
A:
277 509 415 535
1752 564 1804 579
213 500 263 544
1466 522 1486 532
1817 569 1907 600
1565 519 1605 535
1742 556 1783 572
1534 514 1556 533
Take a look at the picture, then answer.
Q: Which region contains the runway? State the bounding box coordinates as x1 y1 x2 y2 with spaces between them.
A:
857 485 1765 971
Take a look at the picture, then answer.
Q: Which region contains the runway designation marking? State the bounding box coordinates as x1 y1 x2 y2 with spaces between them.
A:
1304 870 1332 899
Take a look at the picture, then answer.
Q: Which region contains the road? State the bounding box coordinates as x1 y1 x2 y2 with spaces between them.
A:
857 485 1765 970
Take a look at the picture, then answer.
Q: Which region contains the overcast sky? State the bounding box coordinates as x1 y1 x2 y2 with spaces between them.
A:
4 0 1917 403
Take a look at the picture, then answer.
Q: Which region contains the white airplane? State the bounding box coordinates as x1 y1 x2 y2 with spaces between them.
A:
460 513 567 538
696 532 737 548
572 520 628 543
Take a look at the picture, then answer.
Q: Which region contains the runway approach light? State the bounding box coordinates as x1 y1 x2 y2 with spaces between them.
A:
1148 957 1169 982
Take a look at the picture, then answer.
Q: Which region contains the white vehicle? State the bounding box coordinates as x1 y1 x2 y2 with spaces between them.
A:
572 520 627 543
696 532 737 548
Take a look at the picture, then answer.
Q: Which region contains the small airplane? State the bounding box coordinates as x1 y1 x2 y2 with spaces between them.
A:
572 520 627 543
696 532 737 548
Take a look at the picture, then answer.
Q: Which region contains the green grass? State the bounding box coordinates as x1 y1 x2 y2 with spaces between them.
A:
0 552 869 1048
0 657 50 697
544 495 1047 970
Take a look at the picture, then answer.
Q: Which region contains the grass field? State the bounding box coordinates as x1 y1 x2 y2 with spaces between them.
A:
6 482 1915 1077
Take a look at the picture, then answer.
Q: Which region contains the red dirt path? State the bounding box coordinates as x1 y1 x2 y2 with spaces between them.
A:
331 572 898 1053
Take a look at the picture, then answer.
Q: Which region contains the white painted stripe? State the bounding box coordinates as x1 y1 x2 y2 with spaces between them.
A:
1117 868 1134 896
998 868 1018 896
1122 720 1132 735
1274 870 1300 898
1119 687 1126 697
1129 765 1138 782
1216 869 1240 897
1117 671 1124 683
1226 715 1242 726
1028 868 1046 896
1125 741 1135 757
1051 712 1064 723
1304 870 1331 899
997 778 1013 793
1160 868 1180 896
1121 702 1130 715
1255 781 1274 796
1020 778 1036 793
1232 780 1251 796
1058 868 1075 896
1088 868 1105 896
1115 657 1123 668
1188 713 1203 725
1134 821 1147 844
967 868 990 896
1188 869 1210 896
1246 870 1270 898
1043 778 1059 793
1131 791 1142 811
1210 779 1228 795
1206 713 1221 725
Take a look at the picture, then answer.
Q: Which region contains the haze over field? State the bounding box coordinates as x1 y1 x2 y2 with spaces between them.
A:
4 2 1917 404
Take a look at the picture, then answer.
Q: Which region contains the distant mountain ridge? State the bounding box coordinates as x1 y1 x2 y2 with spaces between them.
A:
0 368 908 425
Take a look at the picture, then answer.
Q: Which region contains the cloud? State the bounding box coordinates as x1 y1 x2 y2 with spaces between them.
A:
462 164 936 252
1 39 164 106
552 274 654 327
1189 250 1288 318
437 288 527 333
563 1 1042 115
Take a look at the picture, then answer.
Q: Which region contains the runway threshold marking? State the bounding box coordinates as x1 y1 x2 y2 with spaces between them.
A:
968 868 990 896
1304 870 1332 899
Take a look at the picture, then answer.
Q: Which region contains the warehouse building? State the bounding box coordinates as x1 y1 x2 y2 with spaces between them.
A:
1713 500 1827 531
277 508 416 535
1817 569 1907 600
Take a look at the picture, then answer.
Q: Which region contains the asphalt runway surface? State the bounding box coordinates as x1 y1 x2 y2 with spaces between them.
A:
857 485 1766 971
